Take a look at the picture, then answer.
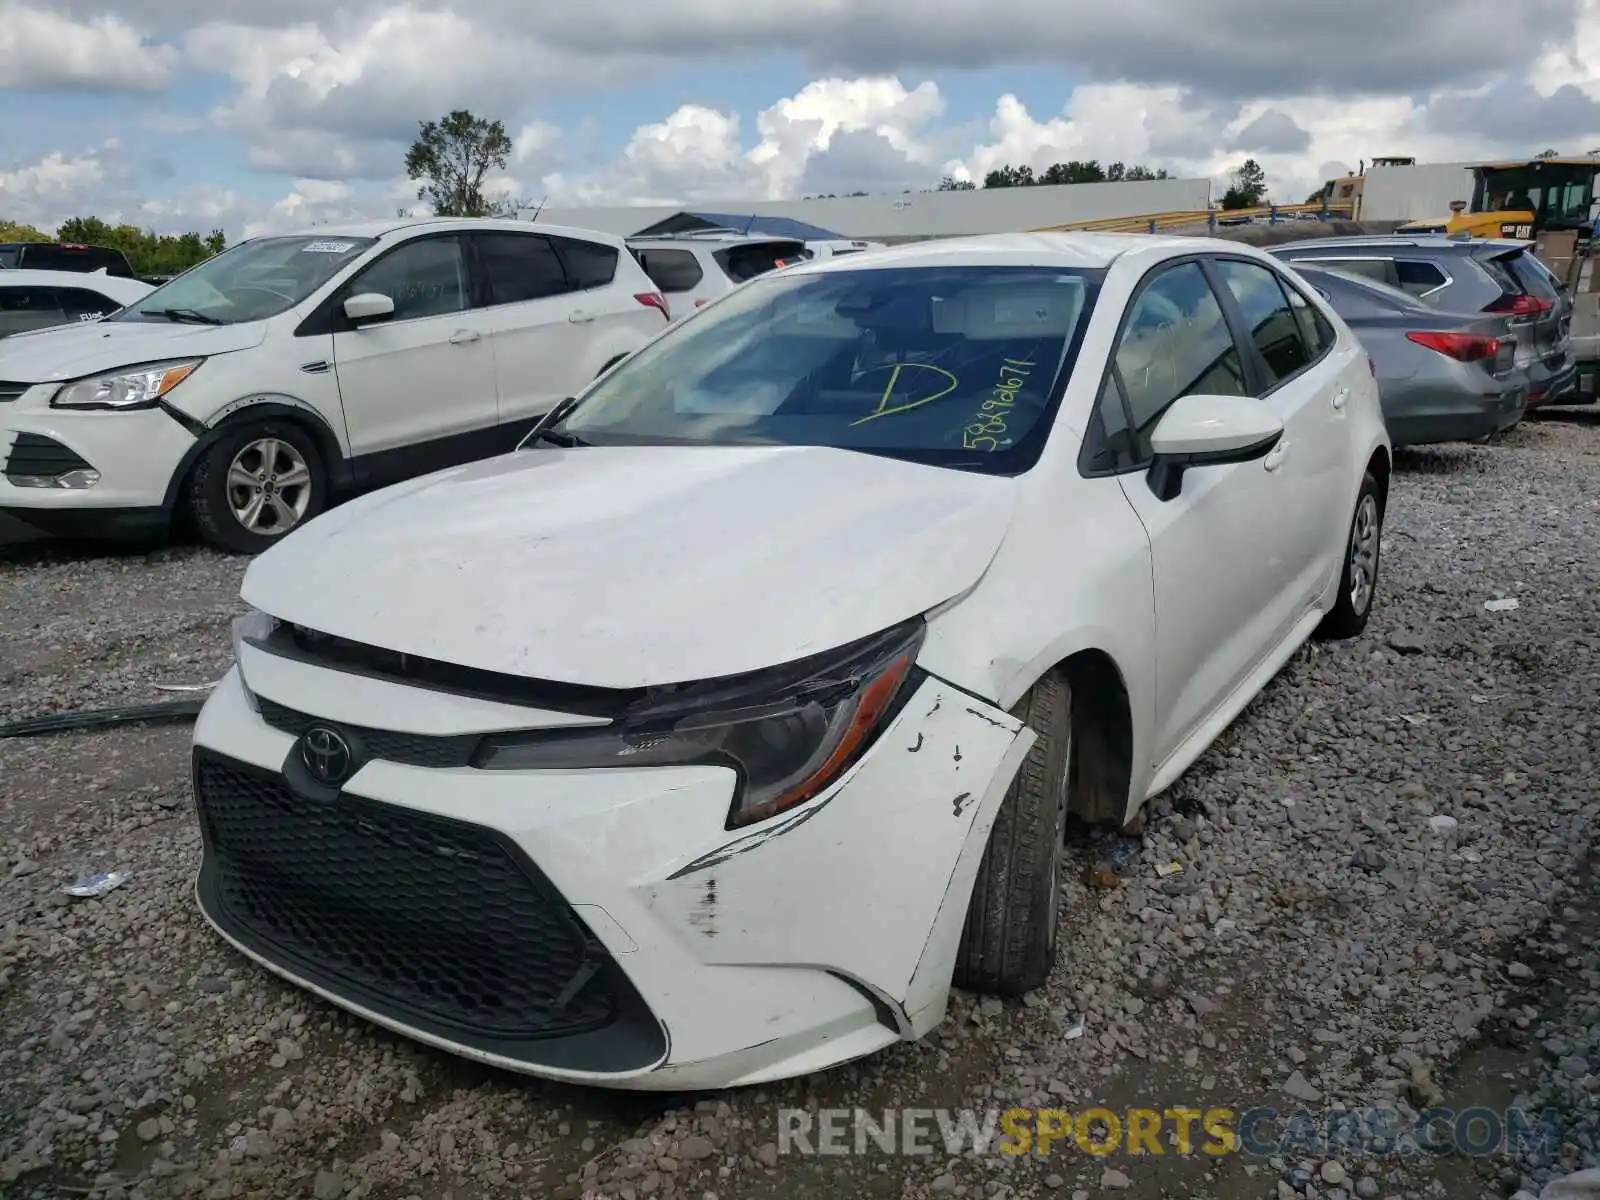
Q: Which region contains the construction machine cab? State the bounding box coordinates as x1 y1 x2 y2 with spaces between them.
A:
1397 158 1598 246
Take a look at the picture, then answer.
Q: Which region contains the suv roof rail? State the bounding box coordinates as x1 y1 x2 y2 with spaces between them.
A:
627 228 791 242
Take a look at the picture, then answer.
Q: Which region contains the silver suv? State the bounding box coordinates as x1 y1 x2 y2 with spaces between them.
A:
1271 236 1575 406
626 230 808 320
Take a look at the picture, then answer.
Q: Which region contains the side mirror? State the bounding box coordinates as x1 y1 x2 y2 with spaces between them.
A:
343 292 395 325
1146 393 1284 502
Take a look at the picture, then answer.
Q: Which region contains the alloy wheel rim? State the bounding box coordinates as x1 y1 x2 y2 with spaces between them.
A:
226 438 312 535
1348 493 1379 615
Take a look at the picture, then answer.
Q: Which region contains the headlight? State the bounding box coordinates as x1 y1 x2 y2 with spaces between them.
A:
475 619 926 828
230 608 279 663
51 359 202 411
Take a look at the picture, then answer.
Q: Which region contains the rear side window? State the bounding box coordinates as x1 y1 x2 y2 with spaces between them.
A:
1296 257 1395 286
1394 259 1448 296
715 241 807 282
1213 259 1313 386
633 248 703 293
0 286 68 336
477 233 569 304
55 288 121 321
20 244 132 276
1282 281 1337 356
0 247 20 269
550 236 618 290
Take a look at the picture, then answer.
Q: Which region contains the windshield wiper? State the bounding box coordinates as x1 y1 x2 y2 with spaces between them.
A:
521 397 590 449
157 307 223 325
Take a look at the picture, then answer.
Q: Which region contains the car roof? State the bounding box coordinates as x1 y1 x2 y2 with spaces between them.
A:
769 231 1229 275
0 269 153 298
264 217 629 247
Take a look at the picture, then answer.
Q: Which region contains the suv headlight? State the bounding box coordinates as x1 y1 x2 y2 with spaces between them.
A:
51 359 203 411
475 618 926 828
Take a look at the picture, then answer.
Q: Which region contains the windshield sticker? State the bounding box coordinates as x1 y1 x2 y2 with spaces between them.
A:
961 357 1033 451
301 240 357 254
849 362 959 426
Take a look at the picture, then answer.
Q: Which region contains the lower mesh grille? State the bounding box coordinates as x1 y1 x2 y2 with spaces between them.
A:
192 750 664 1070
4 432 91 480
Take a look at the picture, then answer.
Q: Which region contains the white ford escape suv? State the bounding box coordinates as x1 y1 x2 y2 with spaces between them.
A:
0 217 669 553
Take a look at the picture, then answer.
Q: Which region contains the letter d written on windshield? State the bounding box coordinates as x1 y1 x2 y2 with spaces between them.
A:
850 363 959 426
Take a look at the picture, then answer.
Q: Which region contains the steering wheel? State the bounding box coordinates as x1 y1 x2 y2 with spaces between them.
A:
225 284 296 304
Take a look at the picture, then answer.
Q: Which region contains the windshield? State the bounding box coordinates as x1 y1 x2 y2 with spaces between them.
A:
113 235 376 326
551 264 1103 473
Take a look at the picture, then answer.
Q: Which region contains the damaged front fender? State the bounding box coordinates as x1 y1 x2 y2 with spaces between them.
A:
639 675 1034 1032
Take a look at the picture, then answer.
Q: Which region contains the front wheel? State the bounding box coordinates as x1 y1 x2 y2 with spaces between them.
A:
186 421 327 555
953 671 1073 996
1314 470 1383 641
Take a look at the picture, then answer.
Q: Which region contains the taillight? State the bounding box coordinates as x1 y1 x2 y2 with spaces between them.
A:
1406 331 1501 362
634 291 670 321
1484 293 1552 317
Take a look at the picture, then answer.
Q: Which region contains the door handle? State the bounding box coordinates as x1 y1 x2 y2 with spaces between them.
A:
1264 440 1291 472
448 329 480 345
1332 387 1349 410
568 310 596 324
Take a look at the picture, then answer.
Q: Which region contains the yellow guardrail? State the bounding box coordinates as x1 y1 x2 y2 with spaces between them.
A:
1032 202 1357 235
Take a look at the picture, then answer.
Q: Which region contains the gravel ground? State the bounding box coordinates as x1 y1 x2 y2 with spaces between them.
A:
2 411 1599 1200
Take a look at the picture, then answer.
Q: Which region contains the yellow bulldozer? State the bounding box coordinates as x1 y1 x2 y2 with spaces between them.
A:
1395 157 1598 251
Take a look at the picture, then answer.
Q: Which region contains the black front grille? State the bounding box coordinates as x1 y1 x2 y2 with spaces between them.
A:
193 750 665 1072
255 697 480 768
0 381 28 403
5 432 92 481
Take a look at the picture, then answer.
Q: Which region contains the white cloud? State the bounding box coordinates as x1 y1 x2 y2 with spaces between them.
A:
0 2 177 91
7 0 1600 240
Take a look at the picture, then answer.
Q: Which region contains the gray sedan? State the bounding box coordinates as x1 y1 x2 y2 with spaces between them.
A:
1293 265 1526 447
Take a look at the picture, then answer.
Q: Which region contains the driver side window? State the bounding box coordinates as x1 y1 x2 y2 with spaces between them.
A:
348 236 469 321
1102 261 1247 464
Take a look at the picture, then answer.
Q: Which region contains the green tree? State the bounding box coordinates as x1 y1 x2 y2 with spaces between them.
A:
54 216 224 275
983 160 1169 188
984 164 1037 188
1220 159 1268 210
937 175 976 190
0 221 51 243
1536 147 1560 159
404 110 515 217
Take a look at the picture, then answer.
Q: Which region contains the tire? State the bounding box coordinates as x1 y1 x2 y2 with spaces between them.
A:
186 421 328 555
1314 470 1383 641
953 671 1073 996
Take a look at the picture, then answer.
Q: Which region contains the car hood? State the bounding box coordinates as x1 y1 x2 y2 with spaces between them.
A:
0 318 267 383
242 445 1019 689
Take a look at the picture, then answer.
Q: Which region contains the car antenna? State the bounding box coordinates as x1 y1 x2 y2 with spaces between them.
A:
526 196 547 222
743 214 756 235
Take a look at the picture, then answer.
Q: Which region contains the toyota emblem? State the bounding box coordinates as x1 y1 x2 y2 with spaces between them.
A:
299 725 353 786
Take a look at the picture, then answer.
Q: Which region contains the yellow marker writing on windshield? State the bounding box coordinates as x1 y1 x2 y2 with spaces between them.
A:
850 362 960 426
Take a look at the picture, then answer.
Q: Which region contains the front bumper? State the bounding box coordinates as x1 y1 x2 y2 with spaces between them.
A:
0 386 195 535
191 653 1032 1090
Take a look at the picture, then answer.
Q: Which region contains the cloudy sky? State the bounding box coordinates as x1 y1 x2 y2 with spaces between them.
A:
4 0 1600 240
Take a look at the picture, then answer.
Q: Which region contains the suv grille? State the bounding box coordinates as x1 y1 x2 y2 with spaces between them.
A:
255 697 480 768
193 751 665 1069
0 382 28 404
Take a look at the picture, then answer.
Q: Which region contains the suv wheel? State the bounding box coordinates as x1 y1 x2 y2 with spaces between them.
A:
186 421 327 555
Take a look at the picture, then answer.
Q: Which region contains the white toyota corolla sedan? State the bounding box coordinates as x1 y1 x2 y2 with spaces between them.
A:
192 232 1390 1091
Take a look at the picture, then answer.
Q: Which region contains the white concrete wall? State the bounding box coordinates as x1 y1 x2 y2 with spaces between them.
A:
536 178 1213 242
1357 163 1477 221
